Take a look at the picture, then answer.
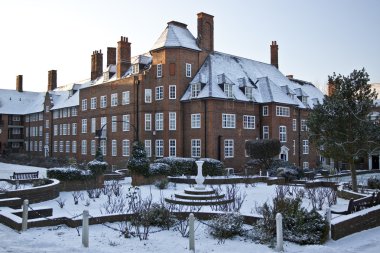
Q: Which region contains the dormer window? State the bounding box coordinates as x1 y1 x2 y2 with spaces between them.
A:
103 71 109 82
132 64 139 74
245 87 253 100
301 96 308 105
224 83 233 98
191 83 201 98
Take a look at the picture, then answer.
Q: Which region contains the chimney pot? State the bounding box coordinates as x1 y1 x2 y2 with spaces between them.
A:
270 40 279 69
16 75 23 92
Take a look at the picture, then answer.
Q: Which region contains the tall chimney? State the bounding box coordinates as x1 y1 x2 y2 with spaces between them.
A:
270 41 279 69
117 36 131 79
16 75 23 92
48 70 57 91
197 12 214 65
107 47 116 67
91 50 103 81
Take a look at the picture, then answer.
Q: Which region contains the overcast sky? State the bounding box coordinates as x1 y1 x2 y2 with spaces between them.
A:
1 0 379 93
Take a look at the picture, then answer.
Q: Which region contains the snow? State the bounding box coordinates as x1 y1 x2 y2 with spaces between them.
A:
0 89 46 114
151 21 201 52
1 162 380 252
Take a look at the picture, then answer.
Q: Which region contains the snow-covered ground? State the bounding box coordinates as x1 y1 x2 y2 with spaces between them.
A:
1 162 380 253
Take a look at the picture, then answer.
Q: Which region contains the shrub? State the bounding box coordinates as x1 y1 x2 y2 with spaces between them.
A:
269 160 303 181
367 177 380 189
208 212 244 243
47 167 92 181
87 159 108 175
154 179 169 190
200 158 224 176
149 163 171 176
154 157 196 175
148 203 175 229
128 141 150 177
254 196 328 245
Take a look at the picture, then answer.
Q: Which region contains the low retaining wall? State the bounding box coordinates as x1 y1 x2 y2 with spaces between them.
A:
331 205 380 240
58 175 104 191
337 189 368 200
131 174 166 186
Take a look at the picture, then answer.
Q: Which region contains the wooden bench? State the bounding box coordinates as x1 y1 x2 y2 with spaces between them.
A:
331 193 377 215
10 171 39 180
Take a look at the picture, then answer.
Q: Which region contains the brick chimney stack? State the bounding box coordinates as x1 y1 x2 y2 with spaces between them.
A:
197 12 214 65
48 70 57 91
16 75 23 92
270 41 279 69
91 50 103 81
107 47 116 67
117 36 131 79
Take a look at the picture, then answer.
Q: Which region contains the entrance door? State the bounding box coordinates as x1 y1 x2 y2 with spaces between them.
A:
372 155 379 170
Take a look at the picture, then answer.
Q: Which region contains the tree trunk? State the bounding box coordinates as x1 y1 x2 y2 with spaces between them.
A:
349 161 358 192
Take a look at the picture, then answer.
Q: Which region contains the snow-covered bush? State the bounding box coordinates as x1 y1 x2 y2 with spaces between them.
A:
149 163 170 176
148 203 175 230
208 212 244 243
367 177 380 189
128 141 150 177
254 196 328 245
200 158 224 176
87 159 108 175
154 179 169 190
269 160 303 181
154 157 196 175
47 167 92 181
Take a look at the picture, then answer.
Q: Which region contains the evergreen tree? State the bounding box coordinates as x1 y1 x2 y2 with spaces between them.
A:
128 141 150 176
308 69 380 192
245 139 281 171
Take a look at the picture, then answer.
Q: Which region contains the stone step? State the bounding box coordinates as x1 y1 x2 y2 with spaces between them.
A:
174 193 225 200
184 189 215 195
165 198 234 206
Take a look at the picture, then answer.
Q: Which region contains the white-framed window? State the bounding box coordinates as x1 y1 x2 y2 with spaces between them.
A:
155 139 164 157
169 112 176 130
303 162 309 169
45 132 49 145
132 64 139 74
39 113 43 121
112 140 117 156
112 116 117 132
224 139 234 158
122 115 130 131
62 109 67 118
81 140 87 155
276 106 290 117
91 118 96 133
90 97 97 109
245 87 253 100
65 141 70 153
145 114 152 131
279 126 287 142
303 140 309 154
155 113 164 131
81 99 87 111
62 124 67 136
100 139 106 156
122 140 130 156
145 140 151 158
169 139 176 157
72 141 77 153
145 89 152 103
72 107 78 116
191 114 201 128
67 124 71 136
45 120 49 128
191 139 201 158
186 63 192 77
111 93 118 107
91 140 96 155
301 119 308 131
39 141 42 152
100 95 107 108
243 115 255 129
169 85 176 99
191 83 201 98
155 86 164 100
39 126 43 136
59 125 62 135
224 83 233 98
222 114 236 128
263 126 269 139
82 119 87 133
122 91 130 105
292 119 297 131
59 141 63 153
100 117 107 137
45 105 49 113
157 64 162 78
72 123 77 135
262 106 269 116
53 141 57 153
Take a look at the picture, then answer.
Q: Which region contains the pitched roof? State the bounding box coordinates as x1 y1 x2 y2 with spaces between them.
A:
151 21 201 52
0 89 45 115
181 51 324 108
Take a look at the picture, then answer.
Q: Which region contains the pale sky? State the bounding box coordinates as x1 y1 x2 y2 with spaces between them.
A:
1 0 379 92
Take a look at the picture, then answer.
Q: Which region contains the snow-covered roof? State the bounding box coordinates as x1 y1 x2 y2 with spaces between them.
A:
131 53 152 65
151 21 201 52
181 51 324 108
49 90 79 110
0 89 45 115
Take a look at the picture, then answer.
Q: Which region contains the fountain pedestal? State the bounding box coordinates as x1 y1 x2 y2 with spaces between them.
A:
195 160 205 190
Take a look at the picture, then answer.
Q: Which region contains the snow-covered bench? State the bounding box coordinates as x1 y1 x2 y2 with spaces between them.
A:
9 171 39 180
332 192 379 215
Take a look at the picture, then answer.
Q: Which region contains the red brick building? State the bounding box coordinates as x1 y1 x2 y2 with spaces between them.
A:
0 12 324 171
